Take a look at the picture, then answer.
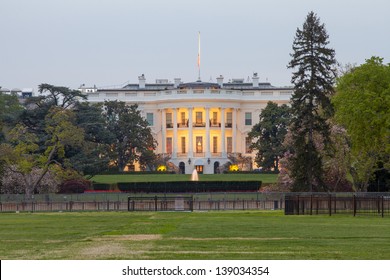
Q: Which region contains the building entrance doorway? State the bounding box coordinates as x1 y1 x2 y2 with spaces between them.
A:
214 161 220 174
179 162 185 174
195 165 203 174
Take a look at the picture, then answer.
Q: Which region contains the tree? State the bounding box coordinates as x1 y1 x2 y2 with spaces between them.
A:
287 11 337 192
0 92 23 142
248 101 290 172
68 102 112 177
333 57 390 191
102 101 157 171
0 108 84 196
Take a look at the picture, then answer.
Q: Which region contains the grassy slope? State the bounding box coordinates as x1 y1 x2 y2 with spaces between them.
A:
90 173 278 184
1 211 389 260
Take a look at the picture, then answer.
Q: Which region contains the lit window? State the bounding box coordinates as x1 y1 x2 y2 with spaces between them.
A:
166 137 172 154
181 137 186 153
245 137 252 153
213 136 218 153
196 136 203 153
227 137 232 153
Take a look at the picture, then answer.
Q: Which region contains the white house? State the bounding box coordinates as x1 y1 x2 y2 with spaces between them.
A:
80 73 293 174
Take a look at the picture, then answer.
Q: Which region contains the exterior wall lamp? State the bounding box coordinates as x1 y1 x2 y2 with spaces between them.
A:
188 158 191 165
207 158 211 164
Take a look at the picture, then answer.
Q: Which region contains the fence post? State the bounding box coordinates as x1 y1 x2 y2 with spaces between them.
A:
382 196 384 218
297 195 299 215
353 195 356 217
310 195 313 215
154 196 158 211
329 195 332 216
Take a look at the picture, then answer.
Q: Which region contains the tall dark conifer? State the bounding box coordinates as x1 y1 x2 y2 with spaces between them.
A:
287 12 337 192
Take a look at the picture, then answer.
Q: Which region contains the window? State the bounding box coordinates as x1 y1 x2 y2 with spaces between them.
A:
181 112 186 125
227 137 232 153
196 136 203 153
213 136 218 153
245 137 252 153
146 113 154 126
166 137 172 154
212 112 218 125
226 112 232 127
166 112 172 128
195 112 203 125
245 112 252 126
181 137 186 153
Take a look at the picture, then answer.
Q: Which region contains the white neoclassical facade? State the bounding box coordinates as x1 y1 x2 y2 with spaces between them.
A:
80 74 293 174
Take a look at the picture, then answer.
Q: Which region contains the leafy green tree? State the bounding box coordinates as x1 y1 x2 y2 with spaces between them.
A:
0 108 84 195
68 102 112 177
0 92 23 142
287 11 337 192
102 101 157 171
248 101 290 172
333 57 390 191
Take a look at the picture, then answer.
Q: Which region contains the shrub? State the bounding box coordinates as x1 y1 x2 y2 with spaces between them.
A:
58 179 91 193
117 181 262 193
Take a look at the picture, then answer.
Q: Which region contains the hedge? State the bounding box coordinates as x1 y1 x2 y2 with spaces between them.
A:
117 181 261 193
92 183 111 191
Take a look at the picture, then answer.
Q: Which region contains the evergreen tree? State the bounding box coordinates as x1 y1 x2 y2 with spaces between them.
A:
287 12 337 192
248 101 290 172
102 101 157 171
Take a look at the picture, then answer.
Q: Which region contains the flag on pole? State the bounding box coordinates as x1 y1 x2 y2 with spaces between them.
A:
197 31 201 68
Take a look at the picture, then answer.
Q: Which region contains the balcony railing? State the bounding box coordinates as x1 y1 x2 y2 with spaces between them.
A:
166 123 173 128
176 153 187 157
194 122 206 127
211 152 222 157
194 152 205 157
225 123 233 128
210 119 221 127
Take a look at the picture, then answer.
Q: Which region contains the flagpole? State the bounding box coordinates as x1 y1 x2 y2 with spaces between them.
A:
197 31 201 81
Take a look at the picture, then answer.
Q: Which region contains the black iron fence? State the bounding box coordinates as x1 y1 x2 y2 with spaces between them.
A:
1 192 389 215
285 193 390 217
0 192 283 212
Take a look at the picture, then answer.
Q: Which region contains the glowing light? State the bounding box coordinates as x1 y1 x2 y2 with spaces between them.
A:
157 165 167 172
229 164 239 172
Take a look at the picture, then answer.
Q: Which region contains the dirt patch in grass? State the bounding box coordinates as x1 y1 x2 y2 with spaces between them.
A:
169 237 299 241
91 234 162 241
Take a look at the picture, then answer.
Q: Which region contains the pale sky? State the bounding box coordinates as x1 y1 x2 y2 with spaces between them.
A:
1 0 389 91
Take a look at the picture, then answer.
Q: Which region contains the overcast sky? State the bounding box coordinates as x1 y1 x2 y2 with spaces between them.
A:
1 0 389 91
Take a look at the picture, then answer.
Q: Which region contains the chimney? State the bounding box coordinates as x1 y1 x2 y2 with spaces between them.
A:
252 72 259 87
216 75 224 87
138 74 146 89
174 78 181 88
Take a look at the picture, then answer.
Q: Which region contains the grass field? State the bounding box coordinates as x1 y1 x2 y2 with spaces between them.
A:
90 173 278 184
1 211 389 260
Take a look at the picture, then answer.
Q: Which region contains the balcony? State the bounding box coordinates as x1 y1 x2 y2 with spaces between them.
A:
194 152 205 157
194 122 206 127
178 119 188 128
210 119 221 127
176 153 187 158
211 152 222 157
225 123 233 128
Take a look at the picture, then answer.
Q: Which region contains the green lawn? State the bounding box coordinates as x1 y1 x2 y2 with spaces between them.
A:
1 211 389 260
90 173 278 184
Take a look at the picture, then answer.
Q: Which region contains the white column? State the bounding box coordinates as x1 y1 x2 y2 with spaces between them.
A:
220 107 226 157
188 107 193 158
161 109 166 154
205 107 211 158
173 108 178 158
232 108 237 153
